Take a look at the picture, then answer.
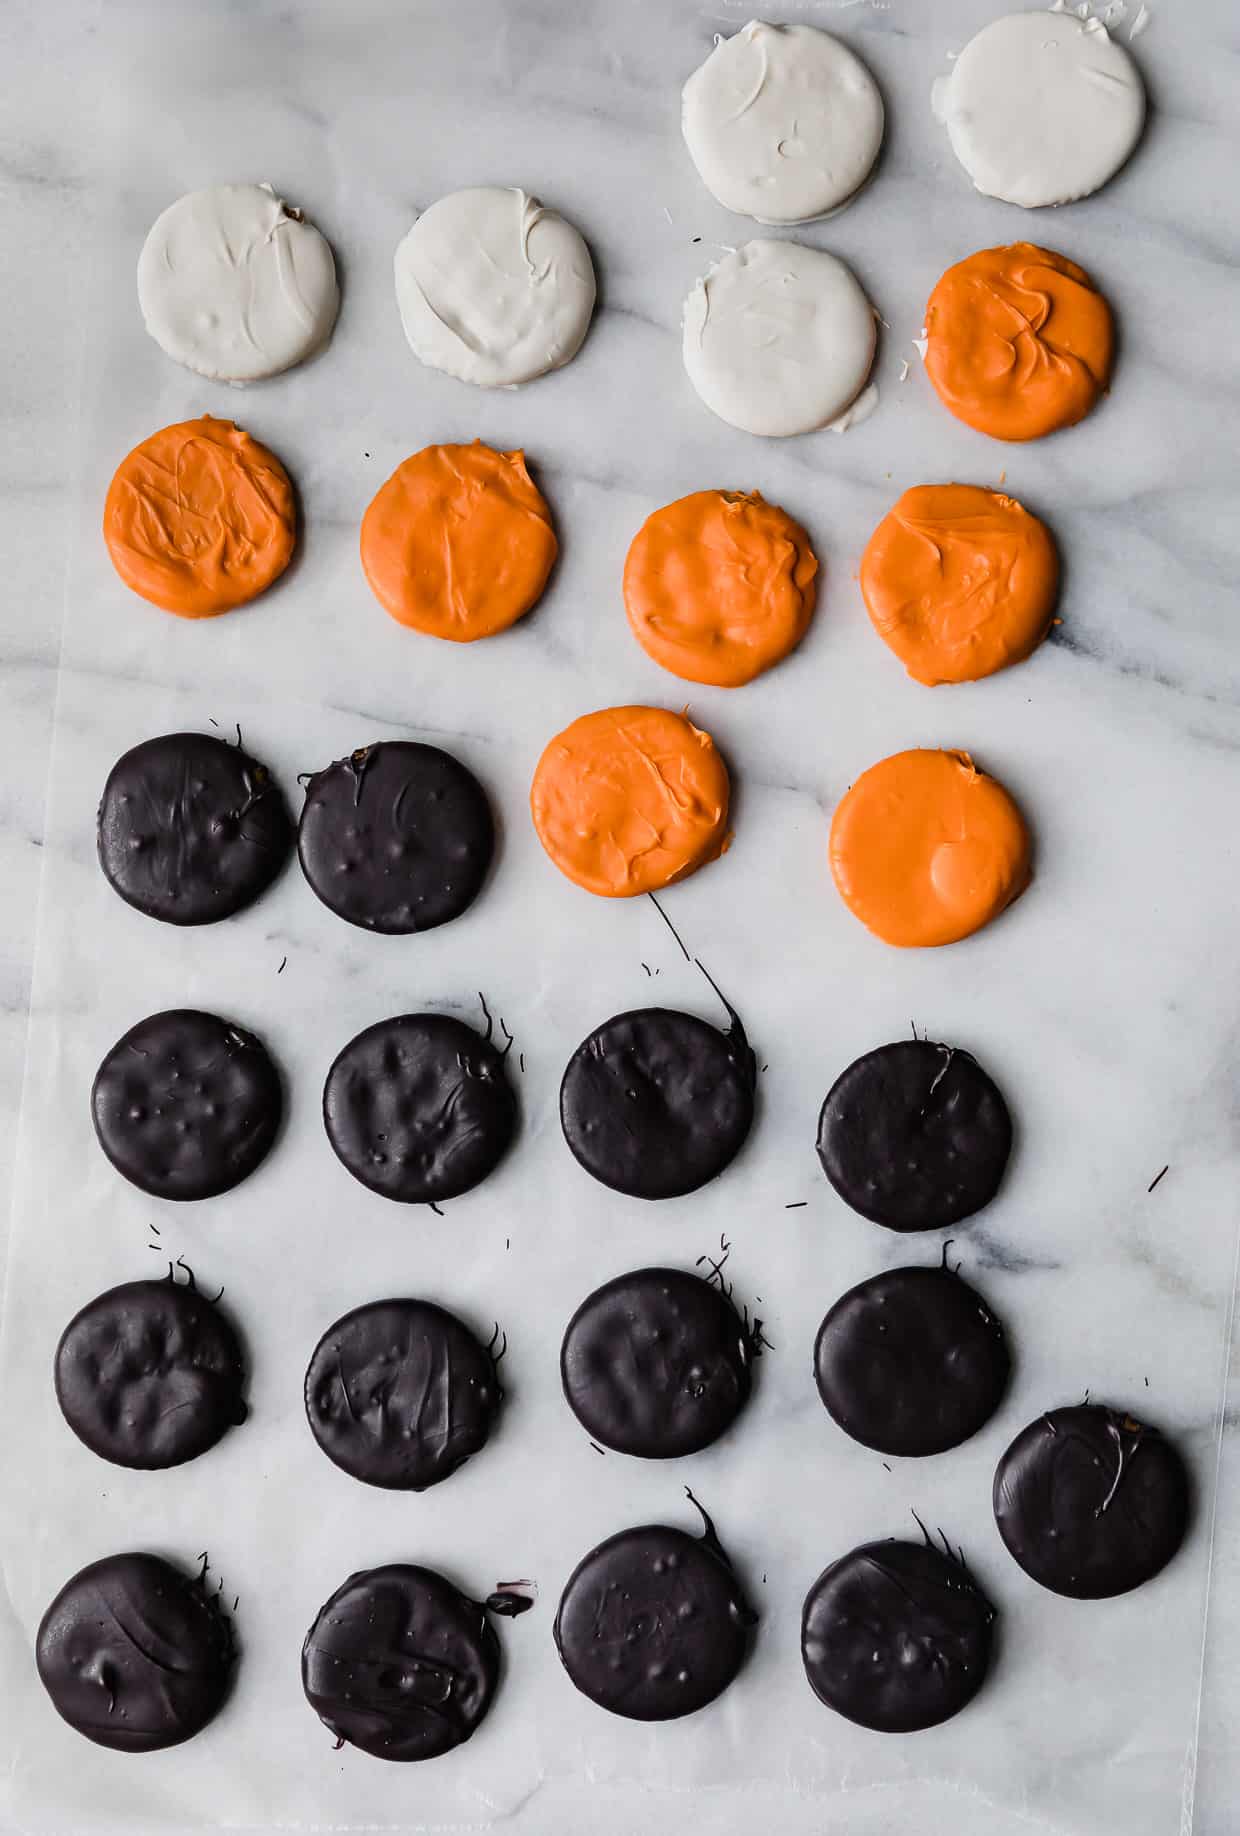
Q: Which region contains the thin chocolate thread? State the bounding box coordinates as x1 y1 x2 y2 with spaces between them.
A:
647 891 690 962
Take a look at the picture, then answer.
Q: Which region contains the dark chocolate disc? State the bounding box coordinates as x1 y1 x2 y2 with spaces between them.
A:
97 731 291 925
814 1263 1009 1457
302 1564 499 1761
554 1505 755 1720
993 1403 1190 1598
559 1005 755 1200
801 1539 995 1732
37 1553 234 1751
561 1267 753 1458
297 741 494 934
91 1009 282 1201
817 1039 1011 1232
56 1276 247 1470
322 1013 516 1204
305 1298 500 1490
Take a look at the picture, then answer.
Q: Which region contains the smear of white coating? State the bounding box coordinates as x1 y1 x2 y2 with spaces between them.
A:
827 380 878 434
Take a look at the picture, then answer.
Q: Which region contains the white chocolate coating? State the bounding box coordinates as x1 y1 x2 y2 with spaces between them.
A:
933 10 1145 209
682 20 884 224
137 183 339 382
682 239 876 438
394 186 596 389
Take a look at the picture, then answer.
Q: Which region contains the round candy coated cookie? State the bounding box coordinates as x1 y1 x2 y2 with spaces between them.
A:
305 1298 501 1490
297 741 494 934
561 1267 754 1457
555 1506 755 1720
802 1539 995 1732
91 1009 282 1202
104 417 296 616
97 731 292 926
816 1039 1012 1231
934 12 1145 210
395 186 596 388
55 1276 247 1470
137 183 338 382
860 484 1058 686
560 1005 755 1200
683 240 875 437
994 1403 1190 1598
361 442 557 640
829 749 1031 948
302 1565 499 1760
682 21 884 224
37 1553 234 1751
814 1263 1009 1456
923 245 1114 443
624 490 818 687
530 706 730 897
322 1013 516 1204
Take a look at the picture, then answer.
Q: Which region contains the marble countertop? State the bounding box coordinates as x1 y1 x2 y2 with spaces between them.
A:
2 2 1239 1832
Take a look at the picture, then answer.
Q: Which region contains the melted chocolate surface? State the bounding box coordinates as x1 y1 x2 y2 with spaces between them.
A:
298 741 493 934
56 1276 246 1469
555 1505 755 1720
37 1553 234 1751
814 1263 1009 1456
323 1013 516 1203
802 1539 995 1732
560 1006 755 1200
817 1039 1011 1231
91 1009 281 1200
561 1267 752 1457
993 1403 1190 1597
97 731 290 925
302 1564 499 1760
305 1298 500 1489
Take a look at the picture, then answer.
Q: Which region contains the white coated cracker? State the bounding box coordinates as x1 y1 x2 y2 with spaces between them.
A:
682 20 884 225
394 186 596 389
933 10 1145 209
137 183 339 383
682 238 876 437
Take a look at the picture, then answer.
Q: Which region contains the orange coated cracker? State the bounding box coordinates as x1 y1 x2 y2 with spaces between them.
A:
624 489 818 688
861 483 1058 685
103 416 295 618
923 244 1113 442
829 747 1031 947
361 440 557 641
530 705 730 898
